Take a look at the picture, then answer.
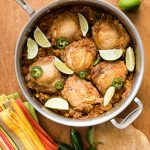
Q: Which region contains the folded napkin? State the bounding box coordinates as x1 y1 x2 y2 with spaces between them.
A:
0 94 58 150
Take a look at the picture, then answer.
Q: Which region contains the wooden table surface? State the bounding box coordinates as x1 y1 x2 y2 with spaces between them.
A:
0 0 150 145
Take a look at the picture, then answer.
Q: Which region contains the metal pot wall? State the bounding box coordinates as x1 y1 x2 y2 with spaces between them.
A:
15 0 144 128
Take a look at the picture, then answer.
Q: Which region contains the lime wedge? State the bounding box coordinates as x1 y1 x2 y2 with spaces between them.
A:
27 38 38 59
34 27 51 48
54 57 74 75
78 13 89 37
126 47 135 72
44 98 69 110
104 86 115 106
119 0 141 12
99 49 123 61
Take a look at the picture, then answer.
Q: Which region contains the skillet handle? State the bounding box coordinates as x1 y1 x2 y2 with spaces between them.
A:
16 0 35 16
111 97 143 129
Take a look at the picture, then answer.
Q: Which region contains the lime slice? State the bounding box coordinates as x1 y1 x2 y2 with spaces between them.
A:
125 47 135 72
54 57 74 75
104 86 115 106
99 49 123 61
27 38 38 59
78 13 89 37
44 98 69 110
34 27 51 48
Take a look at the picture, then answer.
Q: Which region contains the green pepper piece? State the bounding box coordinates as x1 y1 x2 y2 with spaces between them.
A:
70 128 83 150
79 71 87 79
95 9 102 19
87 146 96 150
58 143 74 150
86 126 96 146
31 66 43 79
55 80 64 90
112 78 124 90
56 37 69 49
93 58 100 67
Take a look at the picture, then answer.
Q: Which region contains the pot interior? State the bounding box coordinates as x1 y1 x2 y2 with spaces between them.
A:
15 0 144 126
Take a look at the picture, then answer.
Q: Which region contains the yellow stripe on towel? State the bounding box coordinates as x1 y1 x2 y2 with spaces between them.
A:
7 99 40 139
0 98 44 148
0 108 45 150
0 94 8 106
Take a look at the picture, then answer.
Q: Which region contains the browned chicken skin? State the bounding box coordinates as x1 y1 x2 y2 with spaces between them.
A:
48 12 82 44
61 75 103 111
92 15 130 50
62 38 97 73
27 56 62 93
91 61 128 93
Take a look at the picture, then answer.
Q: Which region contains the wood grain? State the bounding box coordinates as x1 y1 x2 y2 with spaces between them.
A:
0 0 149 145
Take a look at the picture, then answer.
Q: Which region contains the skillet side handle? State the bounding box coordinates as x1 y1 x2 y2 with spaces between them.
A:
16 0 35 17
111 97 143 129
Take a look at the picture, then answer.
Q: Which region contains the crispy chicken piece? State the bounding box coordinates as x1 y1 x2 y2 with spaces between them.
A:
92 15 130 50
91 61 128 93
27 56 62 93
48 12 82 44
62 38 97 73
61 75 102 111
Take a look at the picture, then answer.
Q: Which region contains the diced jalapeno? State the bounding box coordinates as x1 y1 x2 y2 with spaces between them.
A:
79 71 87 79
112 78 124 90
93 58 100 67
56 38 69 49
55 80 64 90
31 66 43 79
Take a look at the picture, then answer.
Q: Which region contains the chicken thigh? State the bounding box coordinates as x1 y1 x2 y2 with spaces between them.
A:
62 38 97 73
27 56 62 93
48 12 82 44
91 61 127 93
92 15 130 50
61 75 102 111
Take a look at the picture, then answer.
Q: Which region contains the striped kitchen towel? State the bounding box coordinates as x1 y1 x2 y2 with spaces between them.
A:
0 94 58 150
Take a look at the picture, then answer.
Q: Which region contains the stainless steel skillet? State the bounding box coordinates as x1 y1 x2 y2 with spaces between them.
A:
15 0 144 128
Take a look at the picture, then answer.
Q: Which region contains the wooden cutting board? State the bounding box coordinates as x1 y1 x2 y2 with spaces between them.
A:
0 0 150 145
